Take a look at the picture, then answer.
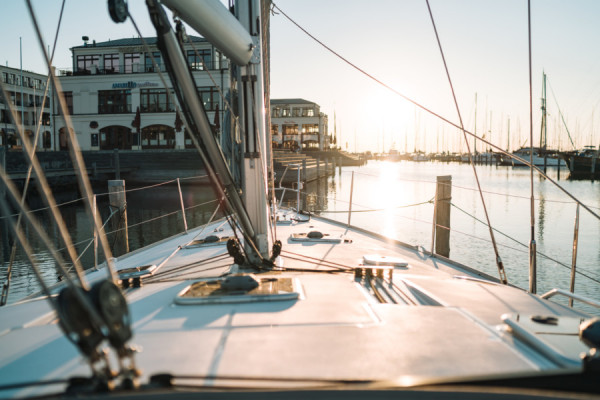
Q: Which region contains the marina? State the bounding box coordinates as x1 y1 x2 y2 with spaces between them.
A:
1 0 600 399
4 160 599 310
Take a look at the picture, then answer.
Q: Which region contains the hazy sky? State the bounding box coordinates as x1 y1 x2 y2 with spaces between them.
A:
2 0 600 153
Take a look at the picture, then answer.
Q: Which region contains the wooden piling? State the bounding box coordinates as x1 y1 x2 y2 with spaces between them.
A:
108 180 129 255
434 175 452 257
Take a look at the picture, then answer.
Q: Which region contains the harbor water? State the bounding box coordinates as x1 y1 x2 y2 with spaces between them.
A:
2 160 599 313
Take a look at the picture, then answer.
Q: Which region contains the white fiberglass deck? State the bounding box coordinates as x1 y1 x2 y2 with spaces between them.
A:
0 214 591 397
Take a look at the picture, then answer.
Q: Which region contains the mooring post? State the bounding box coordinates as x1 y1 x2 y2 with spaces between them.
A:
108 180 129 255
338 157 342 174
332 156 336 174
325 157 329 177
434 175 452 257
114 149 121 180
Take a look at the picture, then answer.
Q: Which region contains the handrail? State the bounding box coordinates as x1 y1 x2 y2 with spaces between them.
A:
277 163 301 211
540 288 600 309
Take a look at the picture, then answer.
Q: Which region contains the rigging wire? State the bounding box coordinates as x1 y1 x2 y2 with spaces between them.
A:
0 79 90 287
270 2 600 223
527 0 537 293
425 0 507 284
546 76 577 150
0 8 64 305
26 0 118 284
450 202 600 286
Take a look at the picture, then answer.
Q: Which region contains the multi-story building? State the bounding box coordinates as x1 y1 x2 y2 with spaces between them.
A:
270 98 329 151
55 36 229 150
0 65 53 150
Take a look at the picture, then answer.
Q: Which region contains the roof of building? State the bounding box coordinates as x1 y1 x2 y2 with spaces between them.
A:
0 64 48 77
71 36 206 50
270 98 316 105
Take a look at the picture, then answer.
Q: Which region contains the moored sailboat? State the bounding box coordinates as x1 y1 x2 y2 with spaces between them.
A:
0 1 599 399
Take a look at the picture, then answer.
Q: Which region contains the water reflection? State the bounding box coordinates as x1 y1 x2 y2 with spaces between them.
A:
3 161 600 313
295 160 599 313
2 182 220 304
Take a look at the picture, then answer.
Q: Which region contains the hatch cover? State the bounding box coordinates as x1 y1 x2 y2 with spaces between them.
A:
175 276 301 305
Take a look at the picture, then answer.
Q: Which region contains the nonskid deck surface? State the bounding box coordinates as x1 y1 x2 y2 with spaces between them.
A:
0 214 591 397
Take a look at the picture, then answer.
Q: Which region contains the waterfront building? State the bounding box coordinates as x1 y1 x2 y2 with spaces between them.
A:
0 65 53 150
270 98 330 150
55 36 229 150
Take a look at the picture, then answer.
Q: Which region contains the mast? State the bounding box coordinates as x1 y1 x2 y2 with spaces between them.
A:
540 71 547 171
234 0 271 260
473 92 477 156
156 0 271 263
540 71 547 149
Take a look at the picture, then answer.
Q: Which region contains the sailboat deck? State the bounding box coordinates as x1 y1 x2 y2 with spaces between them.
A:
0 214 591 397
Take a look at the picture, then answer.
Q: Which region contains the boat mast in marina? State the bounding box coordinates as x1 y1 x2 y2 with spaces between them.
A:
2 1 600 399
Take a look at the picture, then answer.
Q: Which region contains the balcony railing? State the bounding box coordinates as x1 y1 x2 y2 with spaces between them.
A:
57 60 229 77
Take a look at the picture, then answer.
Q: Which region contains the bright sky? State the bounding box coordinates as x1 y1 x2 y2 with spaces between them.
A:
2 0 600 153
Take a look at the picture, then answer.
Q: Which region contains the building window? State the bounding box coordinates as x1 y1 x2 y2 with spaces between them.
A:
141 124 175 149
124 53 141 73
61 91 73 114
98 90 131 114
292 108 301 117
271 124 279 136
187 49 212 70
140 89 175 113
144 52 162 72
7 74 14 85
272 107 280 118
43 131 51 149
302 108 314 117
282 124 298 135
302 124 319 134
76 54 100 74
281 107 290 117
104 53 120 73
198 87 218 110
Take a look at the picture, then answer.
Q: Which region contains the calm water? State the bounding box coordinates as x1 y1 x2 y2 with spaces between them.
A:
3 160 600 314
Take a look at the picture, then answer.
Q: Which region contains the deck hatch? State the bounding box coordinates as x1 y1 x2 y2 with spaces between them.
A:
118 264 157 279
175 276 301 305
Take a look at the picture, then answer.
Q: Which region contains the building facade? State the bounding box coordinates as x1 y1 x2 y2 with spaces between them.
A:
55 36 229 151
270 98 329 151
0 65 53 150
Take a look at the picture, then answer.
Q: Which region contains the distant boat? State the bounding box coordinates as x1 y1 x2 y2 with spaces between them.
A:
411 152 429 162
499 147 566 167
559 146 600 179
